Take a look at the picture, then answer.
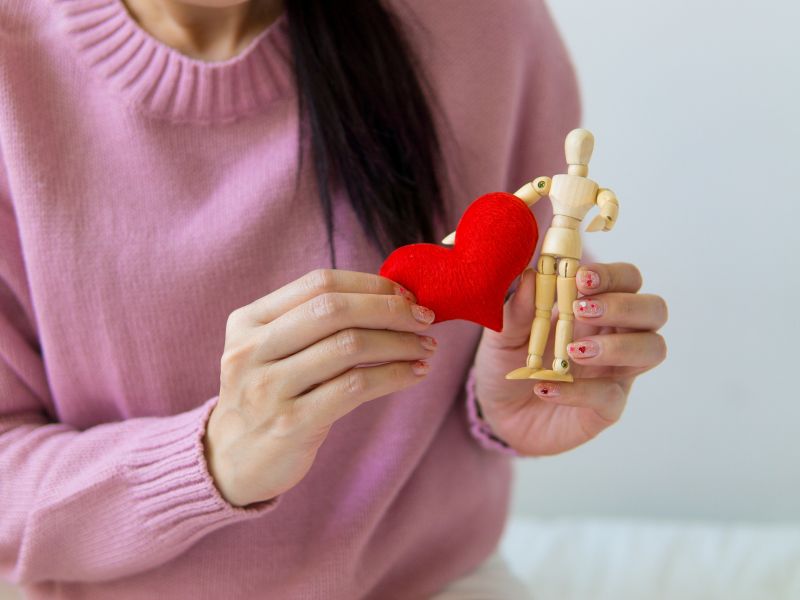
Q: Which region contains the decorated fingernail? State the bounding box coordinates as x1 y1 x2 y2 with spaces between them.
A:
411 304 435 324
574 299 603 317
394 284 416 303
578 270 600 289
568 340 599 358
419 335 438 350
412 360 431 375
534 383 560 397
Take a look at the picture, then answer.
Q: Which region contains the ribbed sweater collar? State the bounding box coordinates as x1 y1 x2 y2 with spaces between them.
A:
51 0 293 124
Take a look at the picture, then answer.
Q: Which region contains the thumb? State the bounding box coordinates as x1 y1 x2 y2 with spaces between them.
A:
488 267 536 348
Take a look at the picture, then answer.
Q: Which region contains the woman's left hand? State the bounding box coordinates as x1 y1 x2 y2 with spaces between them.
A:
473 262 668 456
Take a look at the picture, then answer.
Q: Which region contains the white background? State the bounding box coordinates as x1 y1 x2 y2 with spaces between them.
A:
511 0 800 522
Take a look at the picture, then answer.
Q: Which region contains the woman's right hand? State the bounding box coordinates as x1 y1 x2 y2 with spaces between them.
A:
203 269 437 507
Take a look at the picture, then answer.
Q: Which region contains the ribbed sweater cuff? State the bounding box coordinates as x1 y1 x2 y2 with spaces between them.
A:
124 396 279 547
464 366 519 456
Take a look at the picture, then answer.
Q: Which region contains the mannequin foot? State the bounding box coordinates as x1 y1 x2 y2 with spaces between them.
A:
526 354 542 369
506 368 574 382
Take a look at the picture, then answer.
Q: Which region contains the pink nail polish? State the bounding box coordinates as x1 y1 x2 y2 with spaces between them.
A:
411 304 435 324
574 299 603 317
412 360 431 375
535 383 560 397
419 335 438 351
579 270 599 289
568 340 599 358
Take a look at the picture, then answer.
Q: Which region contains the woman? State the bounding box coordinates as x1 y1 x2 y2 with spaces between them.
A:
0 0 668 597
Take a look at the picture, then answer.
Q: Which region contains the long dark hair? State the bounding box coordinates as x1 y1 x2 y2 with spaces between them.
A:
284 1 449 267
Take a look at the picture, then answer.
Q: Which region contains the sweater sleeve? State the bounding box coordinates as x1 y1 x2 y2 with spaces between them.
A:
463 0 582 454
0 159 280 585
464 364 519 456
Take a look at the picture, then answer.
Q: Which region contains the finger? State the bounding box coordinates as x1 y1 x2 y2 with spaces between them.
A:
256 292 435 362
485 267 537 348
566 332 668 368
296 360 430 426
270 329 437 398
576 262 643 296
573 293 669 331
241 269 416 324
531 377 627 424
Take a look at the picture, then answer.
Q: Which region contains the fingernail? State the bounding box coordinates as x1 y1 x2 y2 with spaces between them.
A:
534 382 560 397
568 340 599 358
394 284 416 303
412 360 431 375
411 304 435 324
419 335 438 351
574 299 604 317
578 270 600 289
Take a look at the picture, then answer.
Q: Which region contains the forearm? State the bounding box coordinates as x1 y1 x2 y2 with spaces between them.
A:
595 188 619 228
512 176 551 207
0 397 277 584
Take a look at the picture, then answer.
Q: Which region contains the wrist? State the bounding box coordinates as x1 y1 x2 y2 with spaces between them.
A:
203 405 248 507
471 396 514 449
465 367 518 456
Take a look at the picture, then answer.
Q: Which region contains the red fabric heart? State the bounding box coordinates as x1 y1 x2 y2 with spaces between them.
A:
379 192 538 332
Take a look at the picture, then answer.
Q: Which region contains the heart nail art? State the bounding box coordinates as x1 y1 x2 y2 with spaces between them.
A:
568 340 599 358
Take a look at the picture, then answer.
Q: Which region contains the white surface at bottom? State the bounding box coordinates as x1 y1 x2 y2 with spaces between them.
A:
2 517 798 599
500 517 800 600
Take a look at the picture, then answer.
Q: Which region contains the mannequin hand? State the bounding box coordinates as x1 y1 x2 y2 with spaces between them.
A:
585 214 614 232
472 262 668 456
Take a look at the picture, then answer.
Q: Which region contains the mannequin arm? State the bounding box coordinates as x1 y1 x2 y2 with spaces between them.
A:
441 176 551 245
585 188 619 232
513 176 551 207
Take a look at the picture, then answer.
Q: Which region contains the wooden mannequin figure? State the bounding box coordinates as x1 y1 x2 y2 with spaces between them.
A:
503 128 619 381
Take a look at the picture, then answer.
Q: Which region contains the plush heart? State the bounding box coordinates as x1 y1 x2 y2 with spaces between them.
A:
379 192 538 332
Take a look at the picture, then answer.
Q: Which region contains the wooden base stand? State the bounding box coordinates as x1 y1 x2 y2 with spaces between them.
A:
505 367 575 382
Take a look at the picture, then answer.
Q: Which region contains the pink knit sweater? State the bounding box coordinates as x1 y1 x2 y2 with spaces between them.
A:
0 0 579 597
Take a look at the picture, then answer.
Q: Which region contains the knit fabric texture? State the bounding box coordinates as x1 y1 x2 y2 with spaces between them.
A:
0 0 580 597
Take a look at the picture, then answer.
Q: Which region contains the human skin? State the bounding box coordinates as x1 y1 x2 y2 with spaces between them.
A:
121 0 284 62
205 263 668 507
473 262 669 456
123 1 669 496
205 270 438 507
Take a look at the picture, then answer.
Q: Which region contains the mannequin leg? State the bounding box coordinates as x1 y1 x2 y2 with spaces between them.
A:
526 255 557 369
506 256 556 379
552 258 579 374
